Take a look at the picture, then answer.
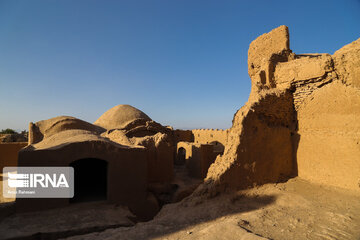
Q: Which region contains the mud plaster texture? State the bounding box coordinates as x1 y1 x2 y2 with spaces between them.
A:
195 25 360 197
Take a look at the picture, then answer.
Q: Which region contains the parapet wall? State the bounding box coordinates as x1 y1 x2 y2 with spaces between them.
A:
177 142 216 178
174 129 228 155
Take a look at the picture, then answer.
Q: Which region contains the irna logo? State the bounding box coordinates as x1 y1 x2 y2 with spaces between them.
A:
8 172 69 188
3 167 74 198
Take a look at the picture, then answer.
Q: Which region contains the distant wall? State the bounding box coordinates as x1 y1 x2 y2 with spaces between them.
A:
174 129 228 165
177 142 216 179
173 130 193 143
0 143 27 170
173 129 228 148
176 142 193 162
0 133 28 143
191 129 228 146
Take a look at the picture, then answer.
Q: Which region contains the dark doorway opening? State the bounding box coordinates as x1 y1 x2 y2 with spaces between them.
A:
175 147 186 165
70 158 107 203
209 141 225 156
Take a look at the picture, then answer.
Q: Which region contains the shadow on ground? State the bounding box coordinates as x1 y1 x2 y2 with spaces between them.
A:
0 193 276 240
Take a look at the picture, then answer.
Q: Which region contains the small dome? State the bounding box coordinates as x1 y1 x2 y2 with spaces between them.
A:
94 105 151 130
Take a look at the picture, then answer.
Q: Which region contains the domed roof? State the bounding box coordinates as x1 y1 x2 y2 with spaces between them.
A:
94 105 151 130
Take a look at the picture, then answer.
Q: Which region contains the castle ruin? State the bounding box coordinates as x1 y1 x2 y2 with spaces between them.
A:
13 26 360 221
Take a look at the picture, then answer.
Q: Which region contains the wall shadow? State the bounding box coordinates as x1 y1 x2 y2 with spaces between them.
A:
291 132 300 178
0 193 277 240
137 193 277 239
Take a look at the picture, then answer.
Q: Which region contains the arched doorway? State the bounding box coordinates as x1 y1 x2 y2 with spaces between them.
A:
209 141 225 156
70 158 108 203
176 147 186 165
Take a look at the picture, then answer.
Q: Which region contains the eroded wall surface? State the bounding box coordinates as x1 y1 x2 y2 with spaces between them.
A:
195 25 360 195
295 40 360 191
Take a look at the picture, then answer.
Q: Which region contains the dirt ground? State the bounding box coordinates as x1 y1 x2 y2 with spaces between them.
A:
64 178 360 240
1 177 359 240
0 201 135 239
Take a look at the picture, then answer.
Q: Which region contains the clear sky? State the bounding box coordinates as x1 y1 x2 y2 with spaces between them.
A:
1 0 359 131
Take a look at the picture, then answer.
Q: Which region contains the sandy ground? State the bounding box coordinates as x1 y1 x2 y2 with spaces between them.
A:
0 177 359 240
0 201 135 240
63 178 360 240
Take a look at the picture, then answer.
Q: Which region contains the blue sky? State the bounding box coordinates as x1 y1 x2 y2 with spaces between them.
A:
0 0 359 131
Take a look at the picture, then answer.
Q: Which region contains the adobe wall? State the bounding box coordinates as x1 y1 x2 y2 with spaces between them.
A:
128 132 175 183
195 25 360 196
146 144 174 183
198 26 296 194
177 142 198 177
294 39 360 191
0 143 27 170
15 140 156 219
296 82 360 190
173 130 193 143
177 142 216 179
177 142 193 161
203 90 296 192
174 129 228 174
173 129 228 148
198 144 217 178
191 129 228 146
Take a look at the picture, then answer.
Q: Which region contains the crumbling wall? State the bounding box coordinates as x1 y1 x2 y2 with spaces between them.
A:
274 53 335 109
247 25 293 93
195 26 297 195
333 38 360 88
195 25 360 196
132 133 174 183
203 89 296 193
